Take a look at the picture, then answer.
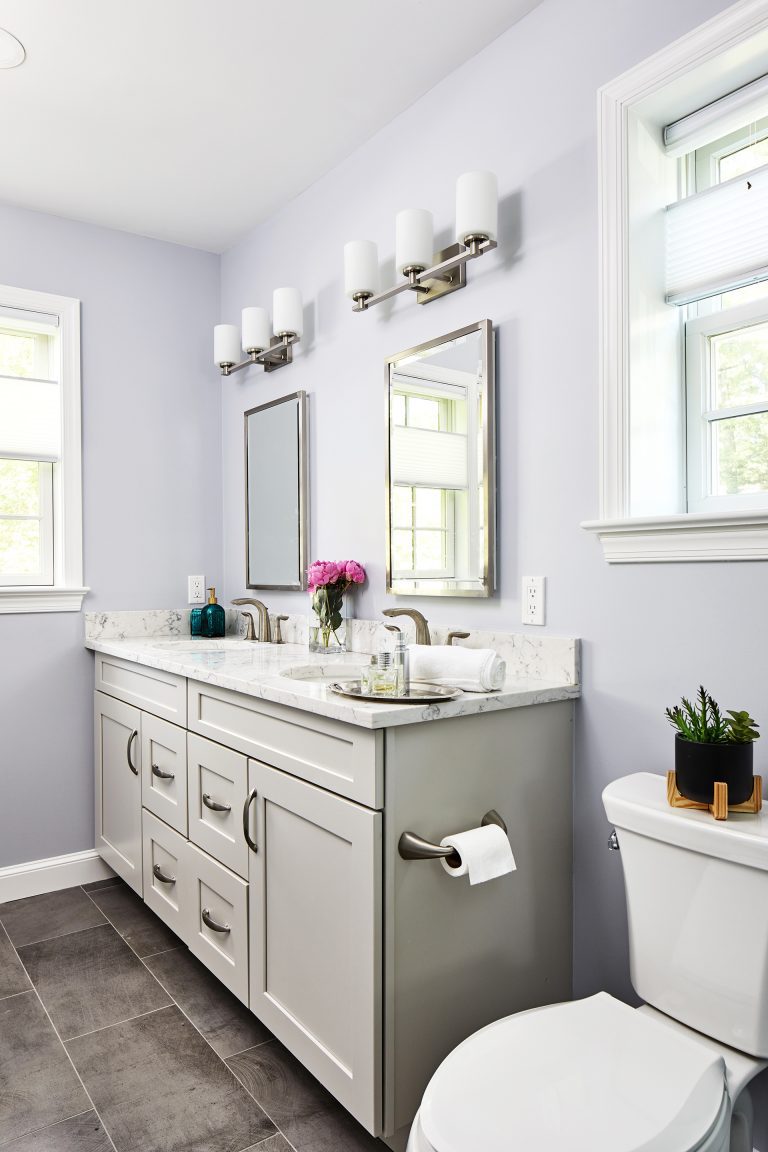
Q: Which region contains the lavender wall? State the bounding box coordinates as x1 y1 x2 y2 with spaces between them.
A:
221 0 768 1139
0 203 220 867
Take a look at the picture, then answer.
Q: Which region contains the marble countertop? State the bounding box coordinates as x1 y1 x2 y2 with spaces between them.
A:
85 635 580 730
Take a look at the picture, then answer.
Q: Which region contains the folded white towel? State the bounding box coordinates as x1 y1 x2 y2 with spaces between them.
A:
407 645 506 692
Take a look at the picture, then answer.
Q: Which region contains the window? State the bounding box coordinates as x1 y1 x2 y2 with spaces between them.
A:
0 285 86 611
585 0 768 561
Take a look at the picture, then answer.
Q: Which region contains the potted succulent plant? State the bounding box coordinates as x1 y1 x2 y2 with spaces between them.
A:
665 685 759 805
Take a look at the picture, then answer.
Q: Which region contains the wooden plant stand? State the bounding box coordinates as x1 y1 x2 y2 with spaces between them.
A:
666 770 763 821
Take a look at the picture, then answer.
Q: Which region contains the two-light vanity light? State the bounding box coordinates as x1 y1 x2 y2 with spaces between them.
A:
344 171 498 312
214 287 303 376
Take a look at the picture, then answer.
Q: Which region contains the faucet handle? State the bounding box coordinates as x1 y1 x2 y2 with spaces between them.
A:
274 615 289 645
446 631 470 646
384 624 401 633
240 611 257 642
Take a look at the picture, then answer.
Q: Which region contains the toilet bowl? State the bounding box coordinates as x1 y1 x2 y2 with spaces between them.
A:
406 774 768 1152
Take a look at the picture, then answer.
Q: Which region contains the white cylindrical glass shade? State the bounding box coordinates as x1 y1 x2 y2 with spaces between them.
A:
395 209 433 274
273 287 303 338
214 324 240 366
344 240 378 299
242 306 270 352
456 171 498 244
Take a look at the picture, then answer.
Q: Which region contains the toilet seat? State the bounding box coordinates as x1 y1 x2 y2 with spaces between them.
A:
413 993 728 1152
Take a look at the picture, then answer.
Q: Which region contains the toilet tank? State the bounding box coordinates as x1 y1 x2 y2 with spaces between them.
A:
603 772 768 1057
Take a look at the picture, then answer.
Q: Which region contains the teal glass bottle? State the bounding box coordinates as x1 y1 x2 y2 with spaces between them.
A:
190 607 202 636
200 587 225 638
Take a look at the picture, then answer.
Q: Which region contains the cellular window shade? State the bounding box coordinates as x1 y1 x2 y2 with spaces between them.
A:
391 426 467 488
665 163 768 305
0 374 61 460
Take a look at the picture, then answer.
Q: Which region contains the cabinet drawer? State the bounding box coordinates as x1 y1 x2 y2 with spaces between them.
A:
188 681 382 807
141 810 189 945
142 715 188 835
187 734 248 878
96 654 186 725
187 843 248 1005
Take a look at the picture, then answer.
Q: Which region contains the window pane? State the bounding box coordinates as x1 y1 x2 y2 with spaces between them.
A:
718 136 768 182
407 396 440 430
391 394 406 426
712 323 768 408
0 331 36 377
0 459 40 516
392 529 413 571
414 487 443 528
414 530 445 571
712 412 768 495
392 485 413 527
0 518 41 575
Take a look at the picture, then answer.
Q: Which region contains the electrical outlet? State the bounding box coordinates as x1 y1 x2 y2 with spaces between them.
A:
522 575 546 625
187 575 205 604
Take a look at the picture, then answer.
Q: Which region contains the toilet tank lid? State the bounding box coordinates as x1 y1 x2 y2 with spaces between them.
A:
603 772 768 870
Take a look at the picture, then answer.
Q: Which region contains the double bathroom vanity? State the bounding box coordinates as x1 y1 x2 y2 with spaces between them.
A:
87 612 579 1144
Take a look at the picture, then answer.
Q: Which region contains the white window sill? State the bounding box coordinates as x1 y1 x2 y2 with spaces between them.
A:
0 586 90 613
581 512 768 563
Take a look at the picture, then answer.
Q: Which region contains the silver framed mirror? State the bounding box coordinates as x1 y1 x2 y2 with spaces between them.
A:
245 390 308 590
385 320 496 597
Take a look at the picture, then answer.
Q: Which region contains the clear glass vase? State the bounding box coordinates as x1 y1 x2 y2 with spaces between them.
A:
308 588 347 653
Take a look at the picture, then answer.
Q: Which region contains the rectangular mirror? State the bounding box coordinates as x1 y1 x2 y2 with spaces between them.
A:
245 390 308 590
385 320 495 597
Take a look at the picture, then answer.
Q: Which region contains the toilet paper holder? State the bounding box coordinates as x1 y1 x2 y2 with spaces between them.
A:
398 809 508 864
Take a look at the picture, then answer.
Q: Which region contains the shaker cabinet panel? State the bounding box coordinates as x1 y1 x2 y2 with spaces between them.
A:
187 843 249 1005
94 691 143 896
95 653 186 724
248 759 382 1133
142 809 190 943
141 714 188 835
187 734 248 878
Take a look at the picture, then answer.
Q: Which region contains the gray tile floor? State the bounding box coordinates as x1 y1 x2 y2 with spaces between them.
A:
0 878 385 1152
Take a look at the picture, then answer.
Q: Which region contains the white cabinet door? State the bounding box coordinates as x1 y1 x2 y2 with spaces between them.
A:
94 691 143 895
247 760 382 1134
142 714 188 835
187 843 249 1005
187 734 248 878
142 810 190 944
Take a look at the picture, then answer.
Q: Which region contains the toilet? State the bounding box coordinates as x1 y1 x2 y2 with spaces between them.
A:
407 772 768 1152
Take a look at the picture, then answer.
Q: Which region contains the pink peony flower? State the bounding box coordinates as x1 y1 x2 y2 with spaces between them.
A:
342 560 365 585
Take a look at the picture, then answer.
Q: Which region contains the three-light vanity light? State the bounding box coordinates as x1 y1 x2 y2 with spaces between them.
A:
214 287 303 376
344 171 498 312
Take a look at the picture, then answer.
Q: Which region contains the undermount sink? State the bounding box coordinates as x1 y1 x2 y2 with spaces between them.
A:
280 663 368 682
154 639 252 652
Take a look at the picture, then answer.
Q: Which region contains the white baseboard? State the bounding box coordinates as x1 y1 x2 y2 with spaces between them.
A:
0 849 113 903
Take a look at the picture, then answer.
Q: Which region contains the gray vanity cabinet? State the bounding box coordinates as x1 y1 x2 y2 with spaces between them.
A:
94 691 143 896
247 759 382 1133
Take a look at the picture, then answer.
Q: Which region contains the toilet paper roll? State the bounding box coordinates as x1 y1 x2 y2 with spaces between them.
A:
440 823 516 885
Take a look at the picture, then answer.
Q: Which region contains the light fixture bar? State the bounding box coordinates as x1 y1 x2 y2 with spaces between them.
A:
219 333 299 377
352 237 497 312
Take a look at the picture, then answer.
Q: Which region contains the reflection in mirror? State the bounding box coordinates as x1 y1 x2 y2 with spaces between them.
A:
245 391 308 590
385 320 495 597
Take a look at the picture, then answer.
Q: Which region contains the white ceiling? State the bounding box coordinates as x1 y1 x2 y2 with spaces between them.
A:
0 0 540 253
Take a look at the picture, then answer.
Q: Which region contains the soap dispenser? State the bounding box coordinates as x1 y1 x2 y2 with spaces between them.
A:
200 587 225 638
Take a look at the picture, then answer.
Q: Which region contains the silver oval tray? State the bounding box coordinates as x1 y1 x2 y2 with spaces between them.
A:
329 680 462 704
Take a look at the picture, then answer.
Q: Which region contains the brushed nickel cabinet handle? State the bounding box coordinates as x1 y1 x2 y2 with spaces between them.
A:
151 763 175 781
201 908 230 934
243 788 258 852
202 793 231 813
127 730 139 776
152 863 176 885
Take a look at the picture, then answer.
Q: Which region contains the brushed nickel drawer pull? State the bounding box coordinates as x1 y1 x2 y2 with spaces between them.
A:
202 793 231 813
127 730 139 776
201 908 230 934
243 788 258 853
152 863 176 885
151 763 175 781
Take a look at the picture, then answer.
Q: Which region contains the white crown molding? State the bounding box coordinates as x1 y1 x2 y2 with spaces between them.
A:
0 849 113 902
582 511 768 562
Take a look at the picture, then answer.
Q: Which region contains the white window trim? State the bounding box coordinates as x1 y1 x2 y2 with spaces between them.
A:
581 0 768 562
0 284 88 612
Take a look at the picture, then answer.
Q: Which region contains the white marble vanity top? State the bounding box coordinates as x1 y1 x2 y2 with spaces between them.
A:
85 629 580 730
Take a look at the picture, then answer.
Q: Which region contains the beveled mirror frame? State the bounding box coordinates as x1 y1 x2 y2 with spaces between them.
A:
385 319 496 597
245 390 309 591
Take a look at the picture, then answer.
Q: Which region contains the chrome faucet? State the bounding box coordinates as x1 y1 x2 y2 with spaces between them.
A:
382 607 431 645
232 598 272 643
